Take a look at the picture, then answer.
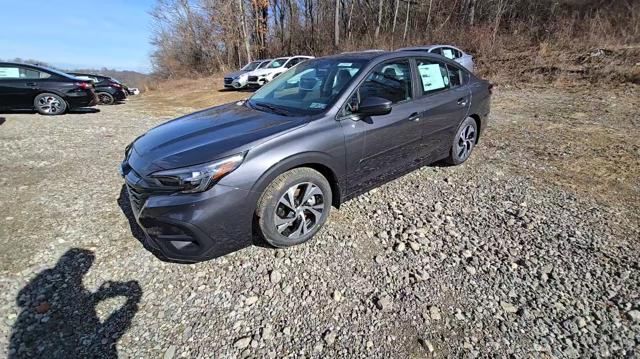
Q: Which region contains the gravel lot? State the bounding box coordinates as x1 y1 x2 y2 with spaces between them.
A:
1 85 639 358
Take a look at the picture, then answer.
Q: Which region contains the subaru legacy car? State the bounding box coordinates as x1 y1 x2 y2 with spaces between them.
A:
0 62 97 115
397 45 475 72
120 51 492 262
224 59 272 89
69 73 128 105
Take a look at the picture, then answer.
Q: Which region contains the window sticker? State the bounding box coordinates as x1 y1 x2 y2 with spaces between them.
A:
417 64 446 92
0 67 19 78
338 63 353 67
442 49 455 59
309 102 327 109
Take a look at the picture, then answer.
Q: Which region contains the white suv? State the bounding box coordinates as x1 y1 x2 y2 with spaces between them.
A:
247 56 314 88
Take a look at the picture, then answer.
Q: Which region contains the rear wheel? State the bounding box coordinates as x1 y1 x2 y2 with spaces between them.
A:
34 93 67 115
97 92 115 105
445 117 478 165
256 168 332 248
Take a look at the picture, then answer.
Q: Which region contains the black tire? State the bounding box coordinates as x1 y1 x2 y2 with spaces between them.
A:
34 93 67 115
97 92 115 105
445 117 478 165
256 168 332 248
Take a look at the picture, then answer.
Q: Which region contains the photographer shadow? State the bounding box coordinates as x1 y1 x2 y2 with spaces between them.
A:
8 248 142 359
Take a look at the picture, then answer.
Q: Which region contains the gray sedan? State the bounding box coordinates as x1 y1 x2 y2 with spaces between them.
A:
397 45 475 72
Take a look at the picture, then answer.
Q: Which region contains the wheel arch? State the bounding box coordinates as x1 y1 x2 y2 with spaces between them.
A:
249 152 344 209
468 113 482 143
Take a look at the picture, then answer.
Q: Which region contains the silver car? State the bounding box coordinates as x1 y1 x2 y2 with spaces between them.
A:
397 45 474 72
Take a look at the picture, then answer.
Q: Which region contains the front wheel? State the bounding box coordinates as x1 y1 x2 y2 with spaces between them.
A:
97 92 115 105
445 117 478 165
34 93 67 115
256 168 332 248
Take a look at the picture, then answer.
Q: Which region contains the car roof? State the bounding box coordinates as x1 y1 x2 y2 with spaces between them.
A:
307 51 468 72
70 72 108 78
397 44 463 52
0 62 76 78
322 50 390 61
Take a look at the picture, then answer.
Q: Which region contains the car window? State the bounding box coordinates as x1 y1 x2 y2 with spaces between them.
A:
359 60 412 104
416 59 450 94
0 66 51 79
258 60 271 69
285 58 300 68
446 64 465 87
266 58 289 69
250 58 366 115
441 47 457 59
242 61 262 71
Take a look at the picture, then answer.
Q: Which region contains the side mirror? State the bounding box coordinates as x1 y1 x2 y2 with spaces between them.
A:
357 96 392 116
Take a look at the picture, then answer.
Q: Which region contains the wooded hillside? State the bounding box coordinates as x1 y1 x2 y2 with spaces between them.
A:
150 0 639 80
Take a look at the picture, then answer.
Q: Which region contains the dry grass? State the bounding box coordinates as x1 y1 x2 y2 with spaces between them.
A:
132 76 249 117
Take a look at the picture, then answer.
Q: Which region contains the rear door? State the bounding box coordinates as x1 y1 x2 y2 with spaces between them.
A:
411 58 471 160
340 59 424 195
0 65 50 109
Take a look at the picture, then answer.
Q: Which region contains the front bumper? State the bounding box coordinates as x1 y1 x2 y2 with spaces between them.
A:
123 169 255 263
224 77 248 89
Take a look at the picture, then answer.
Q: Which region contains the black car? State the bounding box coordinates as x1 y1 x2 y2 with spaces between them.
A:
69 73 127 105
120 51 492 263
0 62 97 115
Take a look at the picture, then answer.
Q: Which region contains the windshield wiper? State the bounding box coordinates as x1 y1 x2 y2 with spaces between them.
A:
251 101 292 116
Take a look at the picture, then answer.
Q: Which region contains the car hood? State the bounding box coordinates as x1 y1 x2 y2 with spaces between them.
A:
225 70 249 78
128 102 308 176
248 68 282 77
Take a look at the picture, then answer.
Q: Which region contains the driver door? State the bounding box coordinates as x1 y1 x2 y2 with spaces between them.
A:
340 59 424 197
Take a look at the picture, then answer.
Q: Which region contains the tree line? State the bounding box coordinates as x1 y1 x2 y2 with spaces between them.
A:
150 0 638 77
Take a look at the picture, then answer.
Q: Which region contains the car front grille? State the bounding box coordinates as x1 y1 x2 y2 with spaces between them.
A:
224 78 233 85
248 76 258 82
126 184 150 214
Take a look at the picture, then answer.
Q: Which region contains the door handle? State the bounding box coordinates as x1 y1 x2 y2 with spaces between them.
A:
457 98 468 106
26 82 38 87
408 112 420 122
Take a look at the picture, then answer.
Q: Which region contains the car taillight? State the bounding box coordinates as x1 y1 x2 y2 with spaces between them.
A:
76 82 92 90
111 83 122 88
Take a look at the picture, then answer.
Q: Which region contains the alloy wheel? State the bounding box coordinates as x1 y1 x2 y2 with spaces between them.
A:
456 124 476 160
37 96 62 114
99 94 112 104
274 182 325 239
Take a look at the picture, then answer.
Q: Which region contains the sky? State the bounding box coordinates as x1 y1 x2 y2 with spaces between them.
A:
0 0 156 73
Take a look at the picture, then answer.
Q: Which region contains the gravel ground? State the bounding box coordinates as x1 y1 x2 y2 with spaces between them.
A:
1 85 639 358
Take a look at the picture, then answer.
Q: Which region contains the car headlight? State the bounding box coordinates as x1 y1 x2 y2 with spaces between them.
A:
150 154 245 193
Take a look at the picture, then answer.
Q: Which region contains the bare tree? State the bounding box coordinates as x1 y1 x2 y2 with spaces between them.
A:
238 0 251 62
334 0 340 48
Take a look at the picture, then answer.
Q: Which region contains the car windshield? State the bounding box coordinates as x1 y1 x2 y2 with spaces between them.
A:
242 61 263 71
258 60 271 69
248 58 367 115
266 58 289 69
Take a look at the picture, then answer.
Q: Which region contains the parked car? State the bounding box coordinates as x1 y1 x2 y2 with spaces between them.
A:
246 56 313 88
120 50 492 262
69 73 127 105
224 59 272 89
396 45 474 72
0 62 97 115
